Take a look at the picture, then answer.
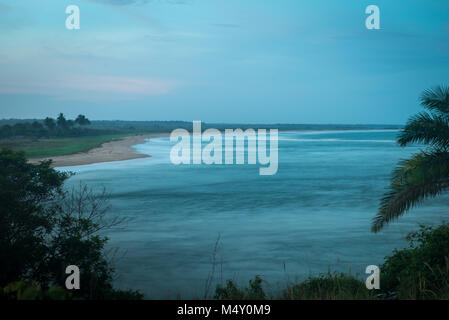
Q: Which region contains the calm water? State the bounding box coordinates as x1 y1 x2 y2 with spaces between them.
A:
61 130 449 298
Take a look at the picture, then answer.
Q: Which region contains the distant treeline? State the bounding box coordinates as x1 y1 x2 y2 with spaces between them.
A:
0 114 94 138
87 121 404 134
0 116 404 139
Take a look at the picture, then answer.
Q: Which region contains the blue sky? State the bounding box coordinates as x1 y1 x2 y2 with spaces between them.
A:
0 0 448 124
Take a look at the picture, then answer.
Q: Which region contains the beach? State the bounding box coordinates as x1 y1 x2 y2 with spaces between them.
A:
28 133 168 167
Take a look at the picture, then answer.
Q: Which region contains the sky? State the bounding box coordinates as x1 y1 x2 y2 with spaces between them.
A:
0 0 448 124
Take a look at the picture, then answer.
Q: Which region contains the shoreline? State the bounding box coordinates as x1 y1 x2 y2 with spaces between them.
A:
28 133 169 168
27 128 400 168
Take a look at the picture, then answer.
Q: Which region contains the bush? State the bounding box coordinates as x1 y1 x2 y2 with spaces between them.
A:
283 272 375 300
1 281 71 300
1 281 143 300
0 148 143 300
380 223 449 299
214 276 266 300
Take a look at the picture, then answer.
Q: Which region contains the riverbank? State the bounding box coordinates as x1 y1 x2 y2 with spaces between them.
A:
28 133 168 167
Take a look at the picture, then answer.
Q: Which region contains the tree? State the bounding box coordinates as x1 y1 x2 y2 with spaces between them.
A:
0 125 12 138
66 119 75 129
56 113 67 130
0 149 140 299
75 114 91 126
31 121 43 130
372 85 449 232
44 117 56 131
31 121 45 137
0 148 68 286
380 223 449 299
11 123 28 136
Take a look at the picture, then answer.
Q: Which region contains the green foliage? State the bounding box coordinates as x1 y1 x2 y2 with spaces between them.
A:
0 149 143 300
213 273 375 300
2 281 71 300
3 281 42 300
373 85 449 232
46 286 72 300
75 115 91 126
283 272 375 300
0 148 69 285
214 276 266 300
214 224 449 300
380 223 449 299
0 113 92 139
44 117 56 131
57 113 67 129
0 134 129 159
1 280 143 300
103 289 145 300
373 150 449 232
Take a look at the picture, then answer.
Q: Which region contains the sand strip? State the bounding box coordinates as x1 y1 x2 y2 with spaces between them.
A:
28 133 169 167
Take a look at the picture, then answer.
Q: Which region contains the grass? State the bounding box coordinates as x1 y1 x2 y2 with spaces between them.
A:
211 273 377 300
0 134 131 158
206 224 449 300
282 273 376 300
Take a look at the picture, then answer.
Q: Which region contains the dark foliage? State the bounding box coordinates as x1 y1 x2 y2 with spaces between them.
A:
380 223 449 299
0 113 92 139
373 85 449 232
0 149 143 299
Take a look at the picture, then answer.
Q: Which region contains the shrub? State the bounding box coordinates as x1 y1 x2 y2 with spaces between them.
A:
0 149 143 300
2 281 71 300
283 272 375 300
380 223 449 299
214 276 266 300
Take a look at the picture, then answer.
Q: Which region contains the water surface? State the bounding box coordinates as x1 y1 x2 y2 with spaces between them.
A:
62 130 449 298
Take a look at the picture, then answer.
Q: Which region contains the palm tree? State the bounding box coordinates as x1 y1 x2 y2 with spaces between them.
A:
372 85 449 232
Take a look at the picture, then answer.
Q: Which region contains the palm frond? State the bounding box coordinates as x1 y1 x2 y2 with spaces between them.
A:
420 85 449 115
372 150 449 233
397 112 449 148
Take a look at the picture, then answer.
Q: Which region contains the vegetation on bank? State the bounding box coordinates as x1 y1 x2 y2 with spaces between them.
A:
3 221 449 300
0 113 93 139
212 223 449 300
0 113 402 159
0 149 143 300
1 134 130 158
0 113 141 158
